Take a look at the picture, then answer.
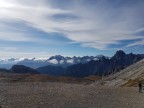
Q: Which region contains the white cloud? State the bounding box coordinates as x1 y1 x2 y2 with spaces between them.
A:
126 39 144 47
0 32 33 41
0 47 17 52
0 51 52 58
59 60 64 64
67 59 74 64
49 59 58 64
0 0 144 49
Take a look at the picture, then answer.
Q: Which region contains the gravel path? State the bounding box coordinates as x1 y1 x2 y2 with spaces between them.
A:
0 82 144 108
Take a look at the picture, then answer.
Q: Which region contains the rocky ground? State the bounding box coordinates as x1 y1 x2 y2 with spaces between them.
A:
0 82 144 108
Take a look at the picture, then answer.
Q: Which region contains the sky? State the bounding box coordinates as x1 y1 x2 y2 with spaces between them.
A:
0 0 144 58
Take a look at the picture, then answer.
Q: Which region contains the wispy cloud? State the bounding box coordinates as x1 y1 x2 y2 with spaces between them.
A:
0 47 17 52
0 46 52 58
0 0 144 50
0 51 52 58
126 39 144 47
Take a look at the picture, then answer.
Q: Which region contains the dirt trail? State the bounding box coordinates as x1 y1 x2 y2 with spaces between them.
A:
0 82 144 108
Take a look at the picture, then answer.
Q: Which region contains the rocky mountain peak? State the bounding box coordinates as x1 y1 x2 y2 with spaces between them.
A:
48 55 65 61
113 50 126 58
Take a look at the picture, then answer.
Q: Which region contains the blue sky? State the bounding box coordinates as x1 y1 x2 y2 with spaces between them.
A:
0 0 144 58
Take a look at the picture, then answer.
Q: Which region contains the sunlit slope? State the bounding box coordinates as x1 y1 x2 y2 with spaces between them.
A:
102 59 144 87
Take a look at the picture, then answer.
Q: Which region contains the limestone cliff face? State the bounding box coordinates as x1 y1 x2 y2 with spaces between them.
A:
102 59 144 87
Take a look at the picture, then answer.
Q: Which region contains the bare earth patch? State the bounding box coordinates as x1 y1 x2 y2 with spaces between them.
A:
0 82 144 108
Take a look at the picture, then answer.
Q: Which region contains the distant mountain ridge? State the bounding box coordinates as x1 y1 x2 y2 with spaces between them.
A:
0 50 144 78
37 50 144 77
37 65 65 76
11 65 39 74
0 55 108 69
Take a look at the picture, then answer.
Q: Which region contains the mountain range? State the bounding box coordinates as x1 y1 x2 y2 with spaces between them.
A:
1 50 144 78
0 55 108 69
59 50 144 77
